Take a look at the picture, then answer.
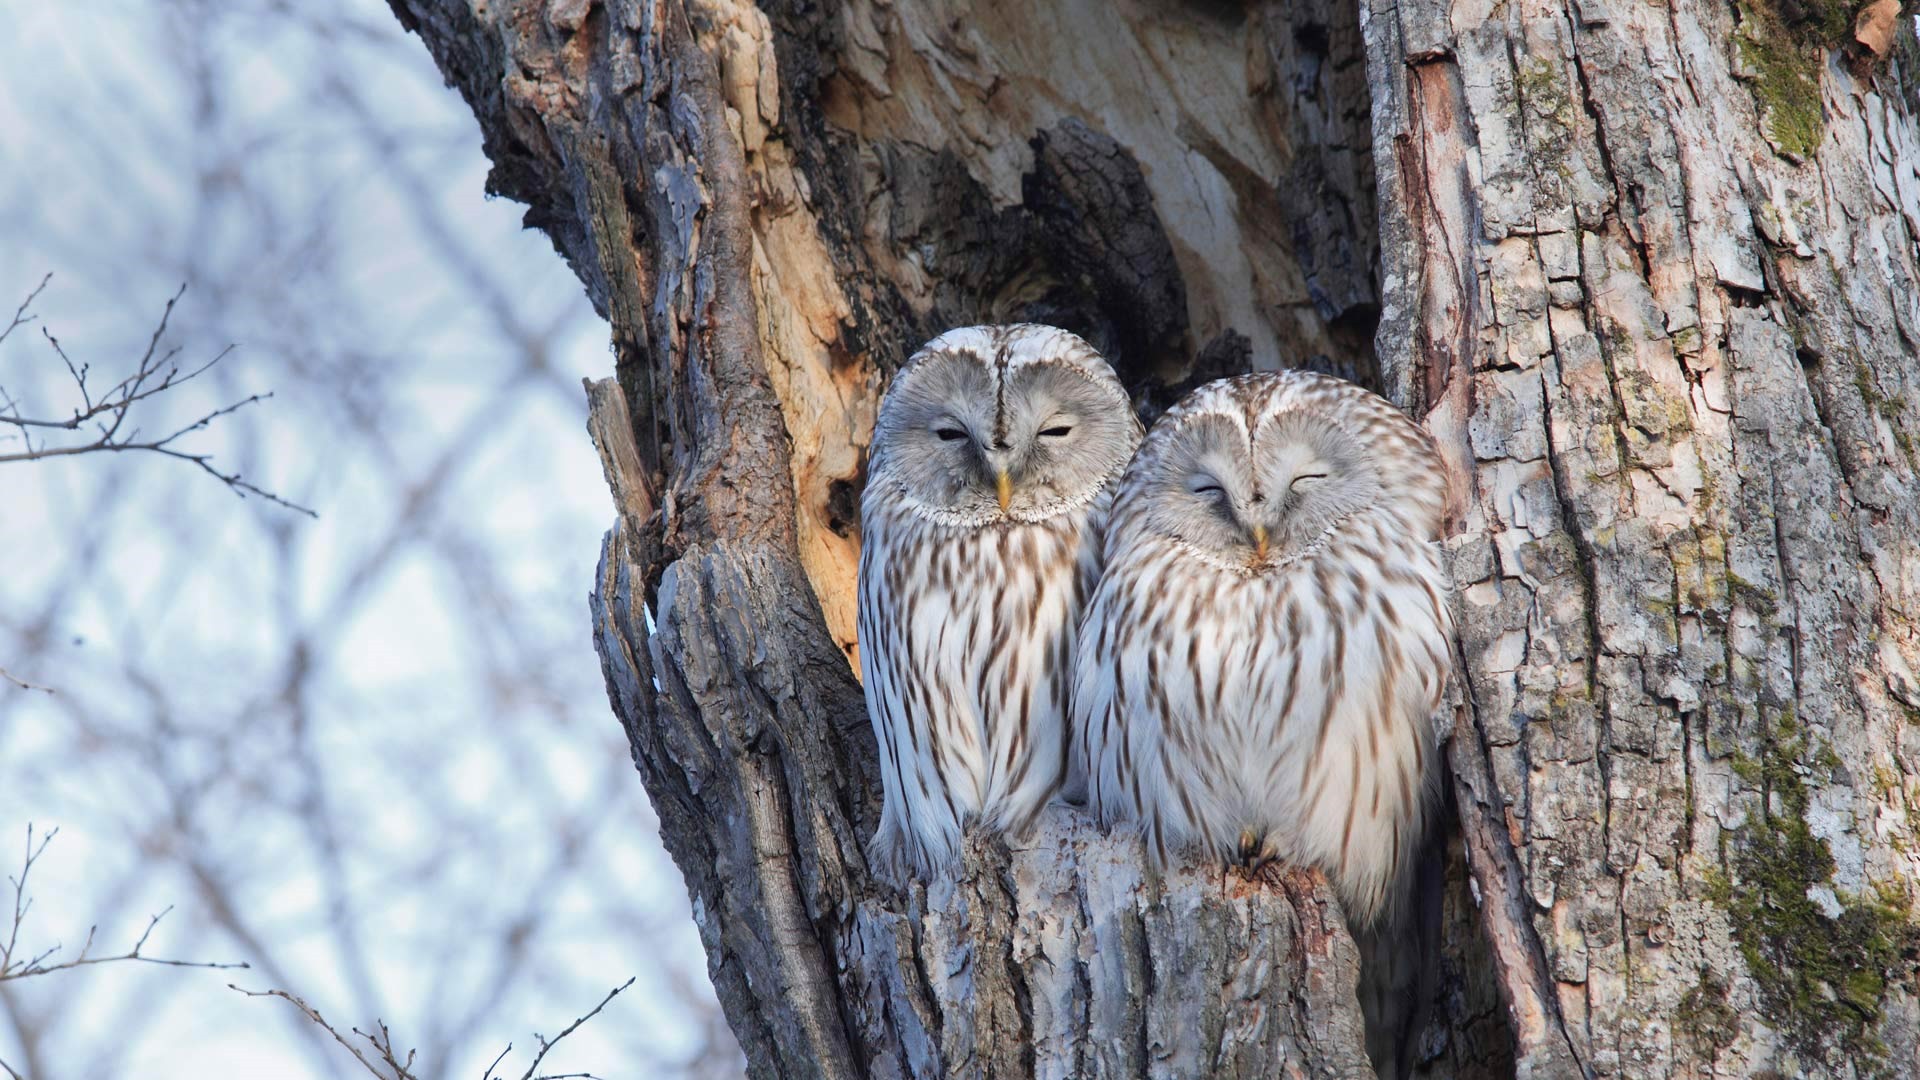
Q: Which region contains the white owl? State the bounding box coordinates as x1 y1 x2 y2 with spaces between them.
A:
1074 371 1452 924
858 324 1142 881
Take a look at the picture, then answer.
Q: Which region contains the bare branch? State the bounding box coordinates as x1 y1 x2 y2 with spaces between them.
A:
230 976 632 1080
229 986 414 1080
0 273 50 349
0 280 316 516
492 977 633 1080
0 825 249 983
351 1020 419 1080
0 826 55 978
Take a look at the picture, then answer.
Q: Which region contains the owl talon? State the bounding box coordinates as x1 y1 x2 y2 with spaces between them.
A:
1236 827 1262 868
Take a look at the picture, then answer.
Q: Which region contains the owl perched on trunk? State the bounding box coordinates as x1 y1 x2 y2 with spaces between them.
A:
1074 371 1451 924
858 324 1141 881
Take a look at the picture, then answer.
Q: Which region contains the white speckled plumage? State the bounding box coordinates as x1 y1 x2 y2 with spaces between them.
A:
1073 371 1452 924
858 324 1141 880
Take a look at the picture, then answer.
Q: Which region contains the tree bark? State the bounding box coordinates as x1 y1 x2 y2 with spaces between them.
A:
389 0 1920 1077
1366 0 1920 1075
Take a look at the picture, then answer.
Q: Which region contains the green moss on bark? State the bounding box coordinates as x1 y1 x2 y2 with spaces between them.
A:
1732 0 1865 161
1718 707 1918 1070
1853 361 1918 459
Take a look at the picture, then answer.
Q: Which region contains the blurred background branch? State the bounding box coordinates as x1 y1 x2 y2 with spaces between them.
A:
2 825 247 983
225 975 634 1080
0 2 737 1077
0 277 313 515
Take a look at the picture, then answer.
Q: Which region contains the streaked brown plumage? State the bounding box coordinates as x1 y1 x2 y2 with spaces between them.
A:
1073 370 1451 924
858 324 1141 880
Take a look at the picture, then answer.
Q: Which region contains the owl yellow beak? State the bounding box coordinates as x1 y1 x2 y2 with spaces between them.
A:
1252 524 1269 561
996 469 1013 513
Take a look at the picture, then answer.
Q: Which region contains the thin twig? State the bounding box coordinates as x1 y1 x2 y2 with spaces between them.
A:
0 665 51 694
350 1019 418 1078
1 826 55 977
492 977 634 1080
231 975 632 1080
0 274 50 349
230 986 409 1080
0 825 249 983
0 279 316 516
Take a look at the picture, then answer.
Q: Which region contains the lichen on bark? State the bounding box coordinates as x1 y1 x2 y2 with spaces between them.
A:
1729 0 1902 161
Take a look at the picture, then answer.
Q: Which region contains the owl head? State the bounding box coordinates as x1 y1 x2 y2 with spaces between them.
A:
868 325 1141 526
1121 371 1445 570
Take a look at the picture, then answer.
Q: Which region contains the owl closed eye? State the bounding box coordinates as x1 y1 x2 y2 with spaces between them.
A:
871 344 1140 525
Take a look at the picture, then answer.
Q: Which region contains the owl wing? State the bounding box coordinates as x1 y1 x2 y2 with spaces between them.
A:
856 510 982 880
1072 540 1229 866
856 520 912 880
1070 570 1129 825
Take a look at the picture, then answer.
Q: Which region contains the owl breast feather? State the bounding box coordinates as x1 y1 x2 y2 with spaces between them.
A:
856 488 1115 879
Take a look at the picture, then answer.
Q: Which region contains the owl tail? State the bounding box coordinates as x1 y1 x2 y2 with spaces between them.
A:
1355 818 1444 1080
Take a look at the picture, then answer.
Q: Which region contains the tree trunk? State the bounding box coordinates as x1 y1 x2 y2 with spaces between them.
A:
1366 0 1920 1074
388 0 1920 1077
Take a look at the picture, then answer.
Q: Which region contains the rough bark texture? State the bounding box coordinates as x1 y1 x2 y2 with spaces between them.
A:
1365 0 1920 1074
390 0 1920 1077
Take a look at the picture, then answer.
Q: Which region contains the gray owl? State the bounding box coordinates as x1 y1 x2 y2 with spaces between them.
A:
857 324 1142 881
1074 371 1452 924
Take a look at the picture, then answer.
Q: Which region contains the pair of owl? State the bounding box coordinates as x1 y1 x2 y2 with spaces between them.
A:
856 324 1452 924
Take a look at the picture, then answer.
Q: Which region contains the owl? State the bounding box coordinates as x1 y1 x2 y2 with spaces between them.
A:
1074 371 1452 924
858 324 1142 881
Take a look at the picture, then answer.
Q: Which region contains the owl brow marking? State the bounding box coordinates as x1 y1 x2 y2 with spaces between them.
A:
1240 398 1264 481
992 336 1013 448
